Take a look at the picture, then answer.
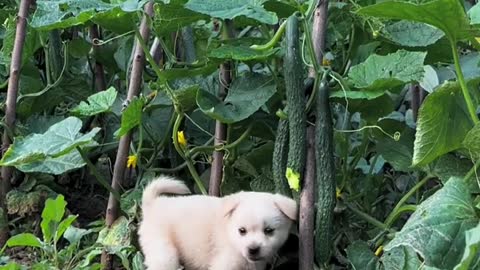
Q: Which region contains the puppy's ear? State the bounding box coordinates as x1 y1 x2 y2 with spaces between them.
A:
274 194 298 221
222 194 240 218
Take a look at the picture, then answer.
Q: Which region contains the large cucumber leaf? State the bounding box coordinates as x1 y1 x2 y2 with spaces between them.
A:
384 178 479 269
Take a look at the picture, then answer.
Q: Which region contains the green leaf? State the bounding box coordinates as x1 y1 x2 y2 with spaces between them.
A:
454 223 480 270
462 123 480 158
264 0 297 18
0 117 100 169
153 2 208 36
79 249 103 268
420 65 439 93
132 251 145 270
413 81 474 166
329 89 385 100
333 94 394 123
71 87 118 116
16 151 87 175
382 21 444 47
6 189 45 217
384 178 479 269
5 233 43 248
31 0 114 30
185 0 278 25
92 7 138 34
250 170 275 193
30 0 144 31
345 241 378 270
117 97 145 138
97 216 131 253
347 50 426 91
64 226 92 245
173 85 199 113
69 39 91 58
430 154 472 184
233 142 274 177
468 3 480 25
357 0 478 42
380 246 423 270
0 262 23 270
54 215 77 243
196 73 276 124
41 195 67 243
157 64 219 83
208 45 279 61
376 128 414 172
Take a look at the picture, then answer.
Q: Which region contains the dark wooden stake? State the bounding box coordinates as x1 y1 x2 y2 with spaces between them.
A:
299 126 316 270
100 2 153 268
411 83 426 122
209 20 234 197
90 24 107 91
0 0 31 245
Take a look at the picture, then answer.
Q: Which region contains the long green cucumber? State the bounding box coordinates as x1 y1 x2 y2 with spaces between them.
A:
314 78 336 264
272 117 291 196
284 14 306 193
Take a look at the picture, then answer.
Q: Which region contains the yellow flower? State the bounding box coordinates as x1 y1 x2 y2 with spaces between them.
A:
127 155 137 169
322 57 331 66
177 130 187 148
285 167 300 192
375 245 383 257
336 187 342 199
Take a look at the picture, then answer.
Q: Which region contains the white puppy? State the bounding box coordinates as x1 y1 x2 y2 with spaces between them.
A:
138 176 297 270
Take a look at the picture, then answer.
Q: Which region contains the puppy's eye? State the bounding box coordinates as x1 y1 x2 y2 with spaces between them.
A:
238 227 247 236
264 227 275 235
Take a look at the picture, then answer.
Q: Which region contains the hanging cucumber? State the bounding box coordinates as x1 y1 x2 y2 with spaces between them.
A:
284 14 306 194
272 116 291 196
314 78 336 264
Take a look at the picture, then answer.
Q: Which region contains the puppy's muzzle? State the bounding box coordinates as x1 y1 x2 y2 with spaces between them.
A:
248 246 260 256
247 245 263 261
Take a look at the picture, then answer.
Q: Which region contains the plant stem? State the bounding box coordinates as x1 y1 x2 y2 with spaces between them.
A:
0 0 32 246
186 124 253 156
451 41 479 125
346 203 389 231
17 43 68 102
464 158 480 183
172 114 207 195
76 147 120 200
386 204 416 226
384 175 431 227
149 138 214 173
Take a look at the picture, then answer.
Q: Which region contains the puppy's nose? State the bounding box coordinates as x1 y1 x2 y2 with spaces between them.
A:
248 246 260 256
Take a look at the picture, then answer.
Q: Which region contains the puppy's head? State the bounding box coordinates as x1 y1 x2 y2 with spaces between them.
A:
223 192 297 263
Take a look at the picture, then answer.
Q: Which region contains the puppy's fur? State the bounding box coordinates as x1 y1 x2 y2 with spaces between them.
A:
138 176 297 270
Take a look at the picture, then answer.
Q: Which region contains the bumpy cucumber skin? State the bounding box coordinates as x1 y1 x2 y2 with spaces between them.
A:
284 15 306 185
272 118 291 196
314 81 336 264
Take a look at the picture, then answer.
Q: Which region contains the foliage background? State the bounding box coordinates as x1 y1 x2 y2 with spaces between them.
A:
0 0 478 269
